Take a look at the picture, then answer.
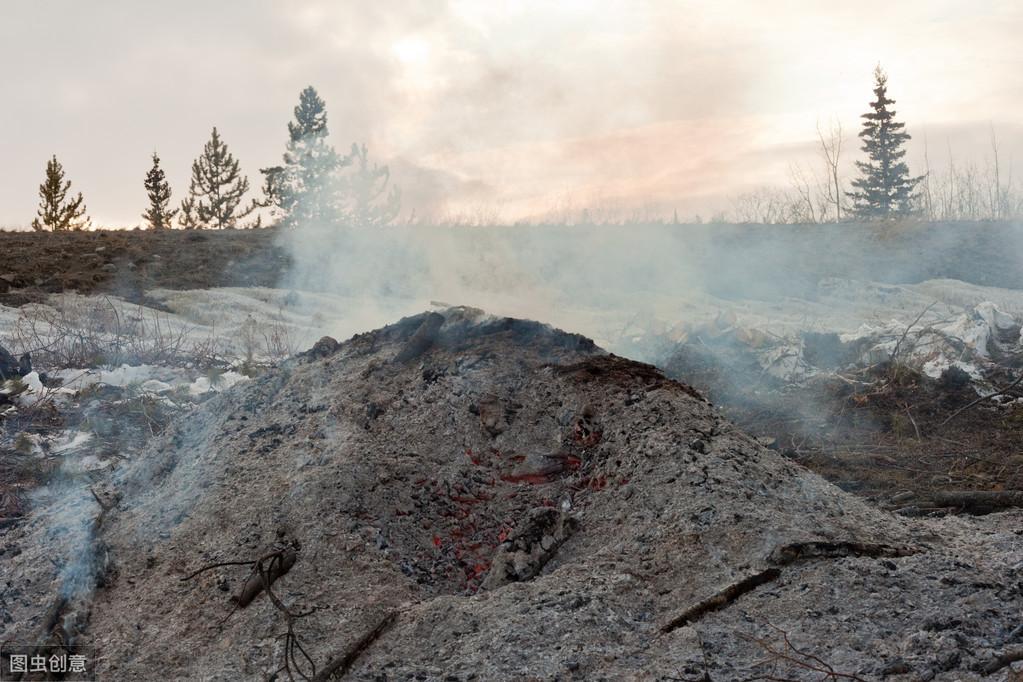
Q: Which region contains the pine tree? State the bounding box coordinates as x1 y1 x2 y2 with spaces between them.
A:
342 143 401 227
260 86 344 227
846 66 923 219
142 152 178 229
179 127 255 229
178 196 200 229
31 155 91 231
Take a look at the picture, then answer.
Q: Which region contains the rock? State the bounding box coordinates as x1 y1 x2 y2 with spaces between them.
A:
477 394 509 437
938 365 972 390
0 344 25 380
881 658 911 675
481 507 578 590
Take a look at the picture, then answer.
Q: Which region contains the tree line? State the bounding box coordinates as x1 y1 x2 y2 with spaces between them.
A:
29 70 1014 230
31 86 400 231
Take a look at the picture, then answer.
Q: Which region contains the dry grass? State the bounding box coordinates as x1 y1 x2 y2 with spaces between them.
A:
1 296 299 372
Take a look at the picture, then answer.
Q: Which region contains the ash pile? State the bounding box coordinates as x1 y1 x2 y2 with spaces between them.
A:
4 308 1023 681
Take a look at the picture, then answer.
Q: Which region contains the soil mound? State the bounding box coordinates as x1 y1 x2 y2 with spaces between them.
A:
6 308 1022 680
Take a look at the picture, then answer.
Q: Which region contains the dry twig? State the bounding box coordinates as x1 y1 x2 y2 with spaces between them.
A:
313 611 398 682
739 624 868 681
940 373 1023 426
182 544 314 681
889 302 937 367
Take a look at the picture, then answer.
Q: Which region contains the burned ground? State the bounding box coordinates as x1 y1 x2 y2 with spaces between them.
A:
660 331 1023 510
3 224 1023 679
0 228 288 307
4 220 1023 309
3 309 1021 680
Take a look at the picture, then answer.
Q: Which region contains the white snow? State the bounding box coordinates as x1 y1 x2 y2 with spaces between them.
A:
4 278 1022 394
187 371 249 396
14 371 45 406
53 430 94 453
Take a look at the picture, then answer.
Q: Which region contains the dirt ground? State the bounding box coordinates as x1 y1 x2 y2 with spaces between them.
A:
0 228 289 307
662 341 1023 510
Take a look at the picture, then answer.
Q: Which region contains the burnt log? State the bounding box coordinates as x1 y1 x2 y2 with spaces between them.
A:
233 547 298 607
925 490 1023 515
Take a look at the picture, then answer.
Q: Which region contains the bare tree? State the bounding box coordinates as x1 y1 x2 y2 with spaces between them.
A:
816 117 844 222
987 124 1015 221
788 162 822 224
922 133 1022 221
921 129 934 220
732 187 806 224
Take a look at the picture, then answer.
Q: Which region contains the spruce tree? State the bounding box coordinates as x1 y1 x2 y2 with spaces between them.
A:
846 66 922 219
31 155 91 231
179 127 255 229
260 86 344 227
142 152 178 229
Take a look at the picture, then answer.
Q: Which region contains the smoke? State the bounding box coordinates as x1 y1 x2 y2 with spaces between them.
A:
279 219 1023 341
274 216 1023 467
277 221 708 346
32 483 104 600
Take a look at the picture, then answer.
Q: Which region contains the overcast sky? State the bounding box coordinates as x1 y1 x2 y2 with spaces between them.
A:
1 1 1020 226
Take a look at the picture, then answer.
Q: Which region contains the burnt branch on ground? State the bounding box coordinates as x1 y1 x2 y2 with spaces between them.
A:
312 611 398 682
181 543 313 680
661 569 782 633
768 541 917 565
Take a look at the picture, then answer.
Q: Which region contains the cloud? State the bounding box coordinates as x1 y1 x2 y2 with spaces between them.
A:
0 1 1020 225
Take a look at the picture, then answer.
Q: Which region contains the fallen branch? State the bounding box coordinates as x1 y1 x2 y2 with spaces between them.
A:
258 553 317 682
180 544 298 606
940 373 1023 426
903 407 921 441
182 543 313 681
916 490 1023 515
313 611 398 681
179 559 263 582
661 569 781 633
236 546 297 607
768 541 916 566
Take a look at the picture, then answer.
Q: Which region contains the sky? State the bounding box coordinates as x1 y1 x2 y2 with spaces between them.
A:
1 0 1020 226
